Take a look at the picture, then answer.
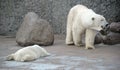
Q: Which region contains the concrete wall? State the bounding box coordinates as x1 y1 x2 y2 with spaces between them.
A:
0 0 120 36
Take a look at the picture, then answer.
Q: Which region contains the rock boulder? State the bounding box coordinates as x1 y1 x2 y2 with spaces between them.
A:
16 12 54 46
109 22 120 33
103 32 120 45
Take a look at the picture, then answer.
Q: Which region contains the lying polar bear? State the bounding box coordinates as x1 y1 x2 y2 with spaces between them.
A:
6 45 50 62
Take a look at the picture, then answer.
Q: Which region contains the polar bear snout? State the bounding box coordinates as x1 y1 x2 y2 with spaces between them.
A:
100 23 110 35
101 23 109 29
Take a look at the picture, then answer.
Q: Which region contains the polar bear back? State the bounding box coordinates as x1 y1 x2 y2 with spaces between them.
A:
70 5 97 28
70 4 106 31
70 5 88 15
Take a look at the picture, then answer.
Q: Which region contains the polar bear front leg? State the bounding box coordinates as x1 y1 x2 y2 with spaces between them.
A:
85 29 97 49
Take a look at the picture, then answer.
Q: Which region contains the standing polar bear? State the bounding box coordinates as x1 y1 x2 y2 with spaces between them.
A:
6 45 50 62
66 4 108 49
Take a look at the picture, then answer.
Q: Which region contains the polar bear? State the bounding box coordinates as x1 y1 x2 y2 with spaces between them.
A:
6 45 50 62
66 4 108 49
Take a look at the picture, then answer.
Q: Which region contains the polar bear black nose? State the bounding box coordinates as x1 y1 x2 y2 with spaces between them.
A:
105 24 110 30
101 24 109 29
105 24 109 27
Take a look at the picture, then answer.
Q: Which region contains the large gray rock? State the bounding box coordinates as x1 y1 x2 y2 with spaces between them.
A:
16 12 54 46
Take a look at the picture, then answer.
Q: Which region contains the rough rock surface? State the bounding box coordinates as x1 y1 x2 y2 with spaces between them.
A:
16 12 54 46
95 23 120 45
103 32 120 45
95 32 120 45
0 0 120 36
109 22 120 33
94 33 104 44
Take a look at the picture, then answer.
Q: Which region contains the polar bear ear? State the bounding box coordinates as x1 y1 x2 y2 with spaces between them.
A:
92 17 95 21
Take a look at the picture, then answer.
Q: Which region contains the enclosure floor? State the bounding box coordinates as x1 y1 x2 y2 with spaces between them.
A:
0 35 120 70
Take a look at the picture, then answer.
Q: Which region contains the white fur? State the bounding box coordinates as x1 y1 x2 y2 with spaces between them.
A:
66 4 108 49
6 45 50 62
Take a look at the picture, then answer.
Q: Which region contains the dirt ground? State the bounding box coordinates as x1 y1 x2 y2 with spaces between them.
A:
0 35 120 70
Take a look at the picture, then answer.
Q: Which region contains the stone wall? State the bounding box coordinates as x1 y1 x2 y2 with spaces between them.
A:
0 0 120 36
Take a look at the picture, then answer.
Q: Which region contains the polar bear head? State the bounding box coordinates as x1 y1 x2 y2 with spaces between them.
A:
90 14 109 31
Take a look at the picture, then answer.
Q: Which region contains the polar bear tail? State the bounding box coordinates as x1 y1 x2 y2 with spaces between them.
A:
6 54 14 61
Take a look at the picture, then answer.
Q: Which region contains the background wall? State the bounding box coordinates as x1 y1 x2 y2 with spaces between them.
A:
0 0 120 36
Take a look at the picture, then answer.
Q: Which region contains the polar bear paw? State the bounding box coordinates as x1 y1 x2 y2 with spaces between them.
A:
85 46 95 49
66 41 74 45
75 43 84 47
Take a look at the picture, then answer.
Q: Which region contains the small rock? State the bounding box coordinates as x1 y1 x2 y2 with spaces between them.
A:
109 22 120 33
94 33 104 44
16 12 54 46
103 32 120 45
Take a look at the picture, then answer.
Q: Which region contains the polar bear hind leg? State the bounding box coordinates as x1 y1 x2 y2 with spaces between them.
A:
66 28 74 45
72 26 84 47
66 9 74 45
